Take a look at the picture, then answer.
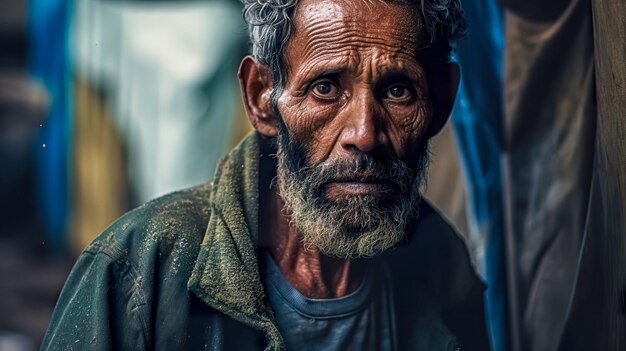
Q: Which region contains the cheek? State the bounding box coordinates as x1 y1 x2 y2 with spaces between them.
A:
384 67 433 160
278 95 341 164
385 101 432 161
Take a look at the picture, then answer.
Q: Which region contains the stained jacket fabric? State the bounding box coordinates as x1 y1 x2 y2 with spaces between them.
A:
41 133 490 351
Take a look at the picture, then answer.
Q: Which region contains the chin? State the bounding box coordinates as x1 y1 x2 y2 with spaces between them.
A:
294 193 416 259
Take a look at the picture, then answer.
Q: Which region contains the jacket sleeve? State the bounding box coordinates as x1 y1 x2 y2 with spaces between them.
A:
41 242 150 350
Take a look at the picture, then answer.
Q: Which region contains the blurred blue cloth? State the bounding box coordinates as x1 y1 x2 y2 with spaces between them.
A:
452 1 507 350
29 0 72 248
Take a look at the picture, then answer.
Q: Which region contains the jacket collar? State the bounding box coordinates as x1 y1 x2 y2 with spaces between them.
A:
188 132 283 350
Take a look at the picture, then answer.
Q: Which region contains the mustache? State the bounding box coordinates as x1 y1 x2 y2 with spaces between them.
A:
302 155 415 192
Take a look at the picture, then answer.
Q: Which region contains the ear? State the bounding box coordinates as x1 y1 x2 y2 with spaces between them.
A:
238 56 278 137
426 62 460 137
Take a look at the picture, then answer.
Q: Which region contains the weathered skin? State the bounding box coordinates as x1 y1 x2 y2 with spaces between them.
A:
279 0 431 170
239 0 458 299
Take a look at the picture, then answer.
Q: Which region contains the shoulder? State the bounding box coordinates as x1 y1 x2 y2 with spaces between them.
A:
385 200 491 350
83 182 214 281
43 184 215 349
415 200 484 303
386 200 485 307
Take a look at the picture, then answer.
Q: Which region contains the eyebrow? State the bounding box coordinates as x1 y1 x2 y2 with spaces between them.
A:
296 60 354 83
293 54 425 89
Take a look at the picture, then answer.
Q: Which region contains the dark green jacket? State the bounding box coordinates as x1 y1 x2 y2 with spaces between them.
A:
42 133 490 351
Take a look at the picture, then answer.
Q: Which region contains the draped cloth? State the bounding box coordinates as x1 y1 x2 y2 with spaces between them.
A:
72 0 247 205
501 0 626 349
557 1 626 349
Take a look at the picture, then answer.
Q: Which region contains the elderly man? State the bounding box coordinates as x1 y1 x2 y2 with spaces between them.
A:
43 0 490 350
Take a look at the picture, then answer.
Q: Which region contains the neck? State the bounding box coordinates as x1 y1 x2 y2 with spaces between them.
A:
258 155 364 299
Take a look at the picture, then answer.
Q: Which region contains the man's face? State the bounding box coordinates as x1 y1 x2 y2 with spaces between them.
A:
274 0 434 258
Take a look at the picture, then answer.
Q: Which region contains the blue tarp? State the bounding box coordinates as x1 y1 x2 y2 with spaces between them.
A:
453 1 507 350
29 0 72 249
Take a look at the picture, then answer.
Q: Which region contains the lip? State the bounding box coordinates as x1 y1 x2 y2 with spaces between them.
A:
325 181 396 197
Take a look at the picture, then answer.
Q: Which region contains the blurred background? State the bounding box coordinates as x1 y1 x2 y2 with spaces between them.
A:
0 0 623 350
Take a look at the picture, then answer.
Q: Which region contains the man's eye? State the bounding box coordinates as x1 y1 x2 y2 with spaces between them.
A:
385 85 412 100
312 81 338 99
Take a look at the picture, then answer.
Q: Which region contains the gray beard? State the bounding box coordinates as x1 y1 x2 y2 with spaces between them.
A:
274 121 429 259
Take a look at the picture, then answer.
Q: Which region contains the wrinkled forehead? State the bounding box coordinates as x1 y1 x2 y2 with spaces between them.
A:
287 0 429 63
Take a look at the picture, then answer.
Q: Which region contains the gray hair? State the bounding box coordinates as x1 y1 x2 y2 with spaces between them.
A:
242 0 466 97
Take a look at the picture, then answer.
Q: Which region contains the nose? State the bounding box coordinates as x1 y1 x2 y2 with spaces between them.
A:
339 89 388 154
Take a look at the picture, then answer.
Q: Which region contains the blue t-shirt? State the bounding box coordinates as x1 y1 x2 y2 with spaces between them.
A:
261 252 397 350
